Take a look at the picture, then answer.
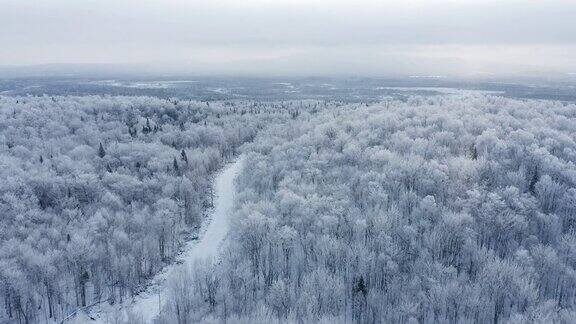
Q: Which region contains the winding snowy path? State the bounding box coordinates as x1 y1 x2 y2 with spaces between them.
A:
74 157 244 324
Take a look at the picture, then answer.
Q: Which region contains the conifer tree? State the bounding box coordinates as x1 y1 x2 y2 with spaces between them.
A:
98 143 106 158
173 157 179 173
181 149 188 164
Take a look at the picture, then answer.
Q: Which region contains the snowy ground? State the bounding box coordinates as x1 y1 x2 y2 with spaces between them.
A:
68 157 244 324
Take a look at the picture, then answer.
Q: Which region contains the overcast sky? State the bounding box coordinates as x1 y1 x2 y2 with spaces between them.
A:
1 0 576 77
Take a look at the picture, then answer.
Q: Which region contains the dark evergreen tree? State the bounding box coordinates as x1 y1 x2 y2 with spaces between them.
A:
181 149 188 164
98 143 106 158
529 165 539 194
173 157 179 174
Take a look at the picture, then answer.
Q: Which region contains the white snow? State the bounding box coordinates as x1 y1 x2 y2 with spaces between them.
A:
70 157 244 324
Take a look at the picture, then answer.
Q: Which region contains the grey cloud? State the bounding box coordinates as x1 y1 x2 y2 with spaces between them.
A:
1 0 576 75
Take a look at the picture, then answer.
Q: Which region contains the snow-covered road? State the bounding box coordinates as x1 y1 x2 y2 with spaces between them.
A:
73 157 244 324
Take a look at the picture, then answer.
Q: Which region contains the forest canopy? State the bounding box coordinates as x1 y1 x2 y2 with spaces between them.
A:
2 93 576 323
0 95 324 323
158 95 576 323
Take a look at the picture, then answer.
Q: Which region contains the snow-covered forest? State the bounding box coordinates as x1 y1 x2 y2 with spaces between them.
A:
2 93 576 323
4 0 576 322
155 95 576 323
0 95 327 323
